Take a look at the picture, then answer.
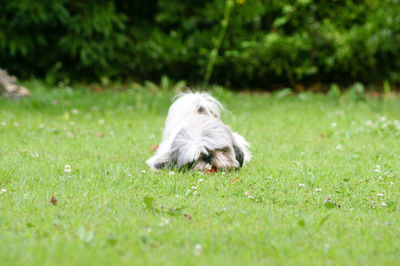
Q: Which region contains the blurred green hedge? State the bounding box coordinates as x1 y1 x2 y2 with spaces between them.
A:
1 0 400 89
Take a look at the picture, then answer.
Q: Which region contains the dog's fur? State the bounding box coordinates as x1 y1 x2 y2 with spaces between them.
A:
146 92 251 171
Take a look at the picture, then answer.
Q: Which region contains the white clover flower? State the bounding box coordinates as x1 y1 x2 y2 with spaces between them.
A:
374 169 381 173
64 165 72 173
298 183 306 188
331 122 337 128
191 186 197 190
98 119 105 125
194 243 202 256
146 228 152 233
336 144 342 150
159 217 170 226
365 120 373 126
168 171 175 176
39 123 45 128
315 188 322 192
141 170 146 173
382 202 387 207
71 108 79 115
1 122 5 126
245 191 253 199
198 178 204 183
13 122 19 127
377 193 384 197
0 188 6 194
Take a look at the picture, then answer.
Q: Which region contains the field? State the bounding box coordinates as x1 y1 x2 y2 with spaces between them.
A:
1 82 400 265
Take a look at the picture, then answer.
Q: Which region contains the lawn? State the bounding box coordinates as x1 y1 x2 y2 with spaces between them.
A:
1 81 400 265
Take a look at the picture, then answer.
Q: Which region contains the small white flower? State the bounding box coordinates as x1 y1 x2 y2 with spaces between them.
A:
64 165 72 173
149 134 155 140
351 121 356 126
221 171 226 175
146 228 152 233
390 182 394 185
331 122 337 128
245 191 253 199
336 144 342 150
379 116 387 122
0 188 6 194
198 178 204 183
168 171 175 176
141 170 146 173
98 119 105 125
298 183 306 188
159 217 170 226
71 108 79 115
39 123 45 128
365 120 373 126
191 186 197 190
374 169 381 173
378 176 384 180
194 243 202 256
265 176 273 179
300 152 304 156
110 131 114 136
377 193 384 197
382 202 387 207
315 188 322 192
1 122 5 126
193 191 198 195
13 122 19 127
70 121 75 126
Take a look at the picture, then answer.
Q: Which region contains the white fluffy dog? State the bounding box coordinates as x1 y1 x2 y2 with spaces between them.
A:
146 91 251 172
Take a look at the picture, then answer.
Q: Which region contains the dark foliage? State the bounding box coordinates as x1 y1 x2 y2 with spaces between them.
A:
1 0 399 89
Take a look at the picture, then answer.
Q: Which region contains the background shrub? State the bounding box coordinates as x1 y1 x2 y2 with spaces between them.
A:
1 0 400 89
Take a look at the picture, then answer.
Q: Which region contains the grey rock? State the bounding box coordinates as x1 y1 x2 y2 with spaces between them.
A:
0 68 30 99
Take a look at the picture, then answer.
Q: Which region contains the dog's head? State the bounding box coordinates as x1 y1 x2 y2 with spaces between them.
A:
155 115 244 172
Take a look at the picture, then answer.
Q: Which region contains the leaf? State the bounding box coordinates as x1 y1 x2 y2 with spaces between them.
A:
298 220 306 227
318 214 330 227
50 195 57 205
167 206 185 216
143 196 155 209
323 199 336 209
273 17 288 27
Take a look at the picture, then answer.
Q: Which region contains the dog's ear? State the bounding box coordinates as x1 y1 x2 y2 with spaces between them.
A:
233 144 244 167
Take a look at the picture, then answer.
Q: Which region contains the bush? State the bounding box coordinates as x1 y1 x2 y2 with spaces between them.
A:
1 0 400 89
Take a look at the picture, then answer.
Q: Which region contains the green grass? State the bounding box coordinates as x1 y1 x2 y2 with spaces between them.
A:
1 81 400 265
